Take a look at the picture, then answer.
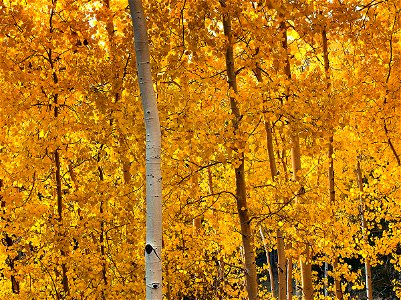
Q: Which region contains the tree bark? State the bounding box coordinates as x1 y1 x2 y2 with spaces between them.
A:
277 229 287 300
323 262 328 297
291 134 313 300
279 15 313 299
128 1 163 299
97 161 108 298
356 160 373 300
220 1 258 298
332 257 343 299
257 54 287 300
51 34 69 297
260 226 275 297
286 257 293 300
266 120 286 300
54 149 70 297
322 27 343 300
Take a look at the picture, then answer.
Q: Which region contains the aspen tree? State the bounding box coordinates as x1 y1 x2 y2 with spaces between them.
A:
253 44 286 299
262 2 314 295
128 1 163 298
278 7 313 300
262 81 287 300
322 26 343 300
276 228 287 300
290 135 313 300
95 148 107 299
265 104 287 300
48 0 70 295
382 12 401 167
220 1 259 298
286 257 293 300
278 12 314 299
356 160 373 300
260 227 276 296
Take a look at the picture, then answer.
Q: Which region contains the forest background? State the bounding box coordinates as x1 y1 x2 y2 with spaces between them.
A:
0 0 400 299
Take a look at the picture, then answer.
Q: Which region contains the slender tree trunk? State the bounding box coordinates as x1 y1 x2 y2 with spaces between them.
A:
332 257 343 299
323 262 328 297
356 160 373 300
291 134 313 300
328 138 335 206
220 1 258 298
265 3 314 296
99 197 107 290
52 58 69 297
277 229 287 300
291 135 314 300
54 149 70 297
266 120 286 300
47 4 70 295
128 1 162 298
322 27 343 300
260 227 275 297
97 162 108 298
328 138 342 300
256 53 287 300
299 245 313 300
257 2 314 300
287 257 293 300
382 19 401 167
265 122 277 179
278 14 314 298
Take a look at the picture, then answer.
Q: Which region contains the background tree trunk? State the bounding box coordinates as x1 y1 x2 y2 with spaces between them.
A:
256 52 287 299
357 160 373 300
220 1 259 298
322 27 343 300
291 134 313 300
277 229 287 300
260 226 275 297
280 14 314 299
287 257 293 300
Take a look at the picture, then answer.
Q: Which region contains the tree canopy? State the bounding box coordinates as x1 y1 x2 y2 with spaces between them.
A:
0 0 400 299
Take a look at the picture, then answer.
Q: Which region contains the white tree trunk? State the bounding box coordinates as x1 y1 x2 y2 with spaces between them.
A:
128 1 162 299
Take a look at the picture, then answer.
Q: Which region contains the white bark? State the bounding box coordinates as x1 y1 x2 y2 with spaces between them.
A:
128 1 162 299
